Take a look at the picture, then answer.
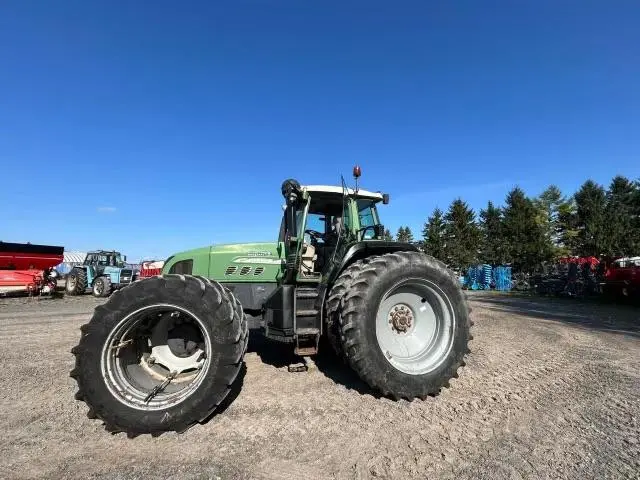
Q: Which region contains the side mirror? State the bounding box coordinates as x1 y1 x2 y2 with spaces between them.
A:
123 255 127 262
382 193 390 205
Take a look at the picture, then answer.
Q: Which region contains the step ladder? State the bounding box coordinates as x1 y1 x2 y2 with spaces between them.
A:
294 287 320 356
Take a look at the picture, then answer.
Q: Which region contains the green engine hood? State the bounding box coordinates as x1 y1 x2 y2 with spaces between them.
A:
162 242 284 283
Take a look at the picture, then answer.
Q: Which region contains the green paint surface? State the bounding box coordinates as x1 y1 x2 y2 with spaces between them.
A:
163 242 284 283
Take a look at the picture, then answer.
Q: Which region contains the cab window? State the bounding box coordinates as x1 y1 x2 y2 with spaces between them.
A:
357 200 379 239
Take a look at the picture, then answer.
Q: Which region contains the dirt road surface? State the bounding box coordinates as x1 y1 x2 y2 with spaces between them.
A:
1 292 638 479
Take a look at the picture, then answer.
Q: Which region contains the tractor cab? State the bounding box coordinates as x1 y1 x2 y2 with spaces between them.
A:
279 178 389 284
84 251 125 269
267 173 392 355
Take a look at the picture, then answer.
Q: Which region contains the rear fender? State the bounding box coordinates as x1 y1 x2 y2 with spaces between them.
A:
320 241 420 323
332 241 419 285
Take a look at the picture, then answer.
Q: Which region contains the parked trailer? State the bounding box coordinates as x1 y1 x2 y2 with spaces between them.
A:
0 242 63 296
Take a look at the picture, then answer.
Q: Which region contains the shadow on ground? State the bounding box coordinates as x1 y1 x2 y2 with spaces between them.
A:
246 330 382 398
200 363 247 426
470 292 640 338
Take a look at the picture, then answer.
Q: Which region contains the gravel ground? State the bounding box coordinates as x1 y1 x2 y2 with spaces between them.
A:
0 291 638 480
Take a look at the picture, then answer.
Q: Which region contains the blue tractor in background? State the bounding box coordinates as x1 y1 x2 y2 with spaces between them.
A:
65 250 136 297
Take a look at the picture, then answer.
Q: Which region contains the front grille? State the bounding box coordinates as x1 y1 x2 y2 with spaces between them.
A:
120 269 133 284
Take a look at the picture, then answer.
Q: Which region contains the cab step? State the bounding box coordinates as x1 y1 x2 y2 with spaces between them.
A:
296 288 319 299
294 327 320 356
293 286 321 355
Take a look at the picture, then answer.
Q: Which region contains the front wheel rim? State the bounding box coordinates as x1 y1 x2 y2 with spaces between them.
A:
100 304 212 411
375 278 455 375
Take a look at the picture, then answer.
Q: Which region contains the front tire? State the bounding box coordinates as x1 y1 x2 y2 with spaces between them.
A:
70 274 248 435
92 276 111 297
339 252 471 399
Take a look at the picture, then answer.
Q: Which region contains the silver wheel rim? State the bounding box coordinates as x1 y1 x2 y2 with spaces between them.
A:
100 304 211 411
67 276 76 291
375 278 455 375
94 281 103 295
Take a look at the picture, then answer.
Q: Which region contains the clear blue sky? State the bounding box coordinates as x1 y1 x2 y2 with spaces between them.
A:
1 1 639 261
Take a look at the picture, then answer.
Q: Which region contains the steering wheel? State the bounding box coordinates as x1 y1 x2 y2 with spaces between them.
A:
358 225 377 240
305 229 324 242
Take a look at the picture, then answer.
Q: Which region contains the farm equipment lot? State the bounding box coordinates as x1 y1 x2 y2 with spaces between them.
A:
0 293 638 480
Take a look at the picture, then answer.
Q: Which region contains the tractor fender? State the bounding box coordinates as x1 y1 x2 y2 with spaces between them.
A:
319 241 419 325
332 241 419 285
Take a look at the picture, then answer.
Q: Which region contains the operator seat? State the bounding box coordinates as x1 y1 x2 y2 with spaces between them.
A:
300 243 318 276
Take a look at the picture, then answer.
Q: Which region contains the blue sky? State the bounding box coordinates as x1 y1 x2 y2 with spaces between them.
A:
1 1 639 261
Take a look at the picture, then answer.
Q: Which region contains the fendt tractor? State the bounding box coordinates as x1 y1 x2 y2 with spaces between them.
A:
71 168 472 435
65 250 135 298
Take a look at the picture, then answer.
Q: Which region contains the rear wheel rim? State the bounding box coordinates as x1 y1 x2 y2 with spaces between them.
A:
375 278 455 375
68 276 76 291
100 304 212 411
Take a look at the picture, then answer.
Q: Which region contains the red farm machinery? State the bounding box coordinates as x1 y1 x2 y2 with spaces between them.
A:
0 241 64 296
137 259 165 279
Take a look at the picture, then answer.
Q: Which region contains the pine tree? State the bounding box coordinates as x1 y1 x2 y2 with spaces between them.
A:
404 227 415 243
533 185 565 257
396 226 414 243
383 228 393 241
502 187 551 271
443 199 480 269
556 199 580 256
574 180 607 256
605 176 637 256
422 208 446 260
478 201 505 264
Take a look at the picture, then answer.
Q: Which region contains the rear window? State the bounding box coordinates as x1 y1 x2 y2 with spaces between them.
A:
169 259 193 275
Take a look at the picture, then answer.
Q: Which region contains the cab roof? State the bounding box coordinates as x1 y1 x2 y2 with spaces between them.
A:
301 184 384 201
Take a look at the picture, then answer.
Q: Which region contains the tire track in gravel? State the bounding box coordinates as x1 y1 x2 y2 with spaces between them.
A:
330 306 640 479
0 294 638 479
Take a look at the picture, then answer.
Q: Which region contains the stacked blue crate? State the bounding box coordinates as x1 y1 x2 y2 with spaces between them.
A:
481 264 492 289
465 267 479 290
492 266 512 291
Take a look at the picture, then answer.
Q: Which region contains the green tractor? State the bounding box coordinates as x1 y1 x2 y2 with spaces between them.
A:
70 170 472 435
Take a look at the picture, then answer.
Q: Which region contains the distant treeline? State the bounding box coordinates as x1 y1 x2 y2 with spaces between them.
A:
387 175 640 272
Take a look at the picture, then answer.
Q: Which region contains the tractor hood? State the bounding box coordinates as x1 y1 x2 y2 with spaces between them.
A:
162 242 284 282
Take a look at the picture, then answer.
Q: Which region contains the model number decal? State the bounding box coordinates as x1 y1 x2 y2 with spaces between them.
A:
233 257 283 265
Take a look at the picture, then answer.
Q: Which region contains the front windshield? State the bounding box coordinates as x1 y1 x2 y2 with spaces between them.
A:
97 255 110 266
357 199 380 239
94 254 122 266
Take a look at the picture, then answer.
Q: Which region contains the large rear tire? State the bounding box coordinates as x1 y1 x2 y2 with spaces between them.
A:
339 252 471 399
325 260 367 360
70 274 248 435
65 268 87 295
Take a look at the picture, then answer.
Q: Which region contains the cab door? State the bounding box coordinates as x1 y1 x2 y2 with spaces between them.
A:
281 195 309 283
